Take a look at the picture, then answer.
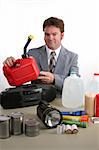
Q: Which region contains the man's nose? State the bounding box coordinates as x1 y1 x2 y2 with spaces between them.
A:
49 34 54 40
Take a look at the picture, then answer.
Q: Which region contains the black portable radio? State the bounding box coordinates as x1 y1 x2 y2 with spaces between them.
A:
0 84 56 109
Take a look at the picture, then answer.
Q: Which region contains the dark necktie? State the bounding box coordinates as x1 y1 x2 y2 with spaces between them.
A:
49 51 56 73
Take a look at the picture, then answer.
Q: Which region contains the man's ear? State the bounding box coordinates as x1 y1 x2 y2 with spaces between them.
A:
61 32 64 40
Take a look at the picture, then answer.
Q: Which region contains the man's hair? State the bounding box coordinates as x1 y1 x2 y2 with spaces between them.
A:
43 17 64 33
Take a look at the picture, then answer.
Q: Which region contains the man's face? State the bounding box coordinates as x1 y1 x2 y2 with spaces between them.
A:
44 26 64 50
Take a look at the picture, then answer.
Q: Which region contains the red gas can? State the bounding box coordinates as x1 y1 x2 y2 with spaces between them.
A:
3 57 40 86
95 94 99 117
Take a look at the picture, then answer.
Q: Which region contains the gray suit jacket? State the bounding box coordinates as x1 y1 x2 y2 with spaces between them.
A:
28 45 79 91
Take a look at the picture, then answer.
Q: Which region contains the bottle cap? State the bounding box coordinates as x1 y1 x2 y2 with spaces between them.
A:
70 71 77 75
94 73 99 76
80 115 89 122
28 35 34 40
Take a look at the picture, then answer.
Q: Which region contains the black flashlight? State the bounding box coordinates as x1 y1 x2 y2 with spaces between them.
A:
37 101 62 128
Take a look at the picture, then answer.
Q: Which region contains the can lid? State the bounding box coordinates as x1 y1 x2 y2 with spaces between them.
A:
25 118 40 126
11 112 24 118
0 115 10 121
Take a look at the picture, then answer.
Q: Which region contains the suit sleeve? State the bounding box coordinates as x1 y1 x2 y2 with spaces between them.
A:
54 54 79 91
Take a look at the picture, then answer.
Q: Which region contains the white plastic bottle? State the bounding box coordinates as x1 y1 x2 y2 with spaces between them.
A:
86 73 99 95
62 72 84 109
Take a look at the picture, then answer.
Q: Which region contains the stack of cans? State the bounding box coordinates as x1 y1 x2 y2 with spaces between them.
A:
0 112 40 139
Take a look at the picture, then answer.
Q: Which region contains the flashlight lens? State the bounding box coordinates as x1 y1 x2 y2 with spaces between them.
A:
45 110 61 127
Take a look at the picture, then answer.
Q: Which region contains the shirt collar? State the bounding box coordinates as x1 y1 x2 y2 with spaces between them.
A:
46 45 61 60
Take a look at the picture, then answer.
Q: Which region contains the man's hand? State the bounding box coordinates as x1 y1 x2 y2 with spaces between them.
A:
3 56 16 67
38 71 55 84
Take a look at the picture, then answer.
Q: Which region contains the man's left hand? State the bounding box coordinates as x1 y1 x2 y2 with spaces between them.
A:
38 71 55 84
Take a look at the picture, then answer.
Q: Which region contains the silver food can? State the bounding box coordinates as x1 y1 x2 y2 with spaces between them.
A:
25 118 40 137
0 115 11 139
11 112 24 135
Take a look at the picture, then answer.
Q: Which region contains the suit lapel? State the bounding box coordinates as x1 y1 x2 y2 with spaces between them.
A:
39 45 67 72
54 46 67 73
39 46 49 71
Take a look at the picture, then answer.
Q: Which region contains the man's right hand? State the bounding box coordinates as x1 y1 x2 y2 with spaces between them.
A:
3 56 16 67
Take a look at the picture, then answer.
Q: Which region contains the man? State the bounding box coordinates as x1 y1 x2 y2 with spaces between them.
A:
3 17 79 94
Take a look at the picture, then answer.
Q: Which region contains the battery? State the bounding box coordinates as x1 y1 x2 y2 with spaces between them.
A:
0 115 11 139
10 112 24 135
65 124 72 134
71 124 78 134
56 125 63 134
25 118 40 137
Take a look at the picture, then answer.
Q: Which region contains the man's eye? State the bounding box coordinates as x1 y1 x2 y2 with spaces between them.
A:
45 33 49 36
53 33 57 36
44 33 58 36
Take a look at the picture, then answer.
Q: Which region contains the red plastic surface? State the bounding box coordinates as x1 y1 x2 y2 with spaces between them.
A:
3 57 40 86
95 94 99 117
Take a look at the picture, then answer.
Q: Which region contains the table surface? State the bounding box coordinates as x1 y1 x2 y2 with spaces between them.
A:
0 98 99 150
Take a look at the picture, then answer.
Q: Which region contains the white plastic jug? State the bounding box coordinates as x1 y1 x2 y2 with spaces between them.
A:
86 73 99 95
62 72 84 108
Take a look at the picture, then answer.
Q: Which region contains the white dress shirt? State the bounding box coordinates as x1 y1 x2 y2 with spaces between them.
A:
46 45 61 65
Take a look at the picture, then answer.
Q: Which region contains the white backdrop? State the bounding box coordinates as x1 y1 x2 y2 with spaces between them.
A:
0 0 98 91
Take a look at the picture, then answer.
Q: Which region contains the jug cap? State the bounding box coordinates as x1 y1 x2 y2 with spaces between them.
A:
94 73 99 76
70 71 77 75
